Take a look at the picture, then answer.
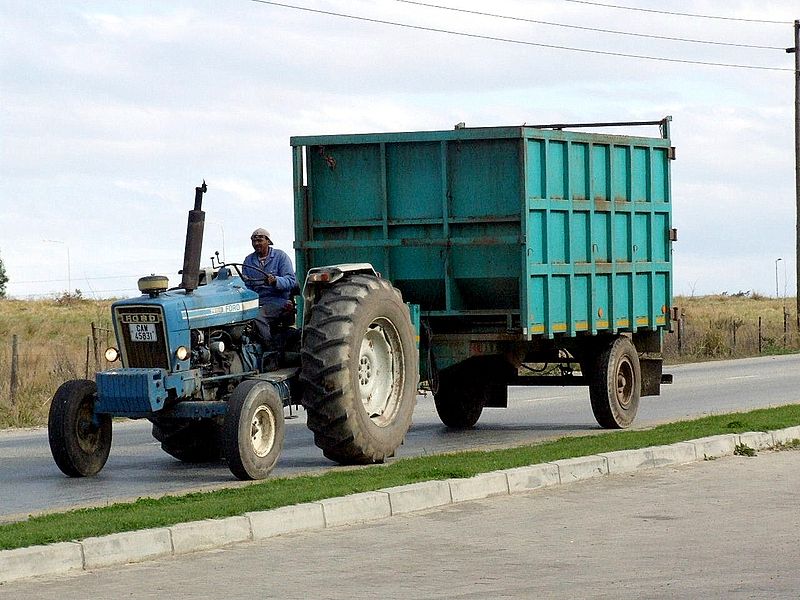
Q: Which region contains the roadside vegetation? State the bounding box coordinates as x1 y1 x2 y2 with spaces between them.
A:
1 293 798 428
0 295 114 428
664 292 798 361
1 403 799 551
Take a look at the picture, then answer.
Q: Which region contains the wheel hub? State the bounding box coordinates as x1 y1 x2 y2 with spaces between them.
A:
358 319 404 426
615 358 634 409
359 354 373 386
250 404 276 458
75 401 101 453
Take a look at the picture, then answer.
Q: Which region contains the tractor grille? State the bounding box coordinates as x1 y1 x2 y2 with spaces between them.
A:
114 305 170 370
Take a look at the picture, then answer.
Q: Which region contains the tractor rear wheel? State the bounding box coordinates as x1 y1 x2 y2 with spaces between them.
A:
48 379 112 477
151 419 223 463
223 380 285 480
588 336 641 428
300 274 418 465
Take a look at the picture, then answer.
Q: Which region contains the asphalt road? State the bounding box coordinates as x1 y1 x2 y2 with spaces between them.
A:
1 354 798 521
4 449 799 599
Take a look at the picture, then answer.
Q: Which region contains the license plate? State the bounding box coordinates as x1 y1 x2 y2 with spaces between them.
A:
129 323 157 342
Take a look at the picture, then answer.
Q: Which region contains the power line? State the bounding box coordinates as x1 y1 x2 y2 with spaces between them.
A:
395 0 786 50
562 0 793 25
12 289 133 299
251 1 793 72
11 274 143 285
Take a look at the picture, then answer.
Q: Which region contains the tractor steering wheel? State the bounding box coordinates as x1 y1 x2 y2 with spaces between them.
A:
222 262 271 285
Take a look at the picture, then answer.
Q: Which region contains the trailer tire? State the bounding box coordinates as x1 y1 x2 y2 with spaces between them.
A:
151 419 223 463
589 336 641 428
434 381 485 429
224 380 285 480
48 379 112 477
300 274 418 465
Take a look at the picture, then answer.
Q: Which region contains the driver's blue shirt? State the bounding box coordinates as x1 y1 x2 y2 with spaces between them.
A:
242 248 297 314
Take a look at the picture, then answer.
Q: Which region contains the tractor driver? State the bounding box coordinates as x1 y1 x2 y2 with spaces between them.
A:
242 228 297 345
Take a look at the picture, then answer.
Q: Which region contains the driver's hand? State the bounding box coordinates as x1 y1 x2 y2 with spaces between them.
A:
266 274 277 286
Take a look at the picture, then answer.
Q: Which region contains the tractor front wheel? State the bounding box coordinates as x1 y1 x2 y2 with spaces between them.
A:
223 380 285 480
48 379 112 477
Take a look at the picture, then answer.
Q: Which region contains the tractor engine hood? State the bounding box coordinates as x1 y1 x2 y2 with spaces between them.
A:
109 268 259 372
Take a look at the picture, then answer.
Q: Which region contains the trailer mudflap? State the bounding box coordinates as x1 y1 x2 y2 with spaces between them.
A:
640 357 666 397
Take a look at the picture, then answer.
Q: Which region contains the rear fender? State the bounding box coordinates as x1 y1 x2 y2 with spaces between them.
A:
301 263 377 326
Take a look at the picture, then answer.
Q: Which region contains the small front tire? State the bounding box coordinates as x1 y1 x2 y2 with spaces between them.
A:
48 379 112 477
223 380 285 480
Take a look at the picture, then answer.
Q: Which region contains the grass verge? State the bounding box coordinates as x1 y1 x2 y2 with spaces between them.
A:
2 403 800 551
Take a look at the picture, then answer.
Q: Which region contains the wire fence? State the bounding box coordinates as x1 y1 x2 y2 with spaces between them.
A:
663 308 798 360
3 323 114 411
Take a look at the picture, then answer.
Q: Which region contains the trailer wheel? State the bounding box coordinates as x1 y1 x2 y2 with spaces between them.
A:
589 336 641 428
300 274 418 464
434 382 485 429
435 388 481 429
151 419 223 463
223 380 285 480
48 379 112 477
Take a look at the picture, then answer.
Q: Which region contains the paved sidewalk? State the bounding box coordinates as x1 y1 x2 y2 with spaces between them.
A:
2 448 799 599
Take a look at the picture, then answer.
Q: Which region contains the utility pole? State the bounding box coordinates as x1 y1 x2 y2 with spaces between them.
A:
789 20 800 327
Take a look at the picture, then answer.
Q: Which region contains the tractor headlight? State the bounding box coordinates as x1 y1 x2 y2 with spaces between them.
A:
175 346 190 361
104 347 119 362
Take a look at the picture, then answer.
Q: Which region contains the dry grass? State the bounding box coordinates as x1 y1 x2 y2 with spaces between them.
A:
0 297 114 427
0 294 797 428
664 293 798 362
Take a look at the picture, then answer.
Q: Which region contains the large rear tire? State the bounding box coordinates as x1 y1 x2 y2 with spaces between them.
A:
223 380 285 480
151 419 223 463
300 274 418 465
48 379 112 477
589 336 641 428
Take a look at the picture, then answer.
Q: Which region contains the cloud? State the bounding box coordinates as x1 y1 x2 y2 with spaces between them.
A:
1 0 797 299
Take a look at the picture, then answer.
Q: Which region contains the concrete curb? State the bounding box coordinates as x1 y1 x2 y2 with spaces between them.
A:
170 515 251 555
2 426 799 584
319 491 392 528
247 503 325 539
81 528 172 570
383 480 452 515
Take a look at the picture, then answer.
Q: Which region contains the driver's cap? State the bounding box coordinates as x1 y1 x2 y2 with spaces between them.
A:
251 228 272 244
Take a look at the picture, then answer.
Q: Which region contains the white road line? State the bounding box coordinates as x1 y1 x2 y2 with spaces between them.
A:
517 396 570 402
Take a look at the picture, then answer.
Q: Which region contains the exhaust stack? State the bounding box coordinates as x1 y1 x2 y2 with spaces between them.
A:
180 181 207 293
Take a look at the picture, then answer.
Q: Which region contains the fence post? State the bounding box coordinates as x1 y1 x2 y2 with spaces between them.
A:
677 315 683 355
784 308 788 347
85 336 91 379
758 316 763 354
91 322 101 372
10 335 19 406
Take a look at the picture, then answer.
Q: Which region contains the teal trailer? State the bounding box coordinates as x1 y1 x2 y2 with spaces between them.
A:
292 118 674 431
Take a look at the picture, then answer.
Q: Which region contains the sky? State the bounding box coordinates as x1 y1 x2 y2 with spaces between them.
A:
1 0 798 300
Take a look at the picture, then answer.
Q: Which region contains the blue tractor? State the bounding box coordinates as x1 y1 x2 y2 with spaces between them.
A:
48 182 420 480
